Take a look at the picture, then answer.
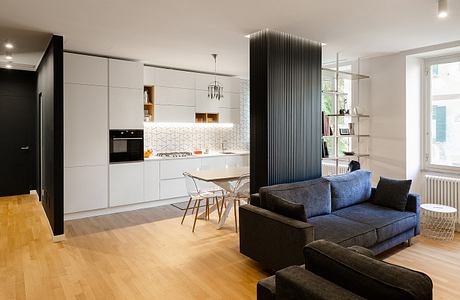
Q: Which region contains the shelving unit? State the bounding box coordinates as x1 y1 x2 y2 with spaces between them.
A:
322 54 370 175
143 85 154 121
195 113 219 123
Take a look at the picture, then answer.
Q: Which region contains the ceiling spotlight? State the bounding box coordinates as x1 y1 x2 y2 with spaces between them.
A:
438 0 448 18
5 64 12 69
5 42 13 49
321 43 327 46
244 34 251 38
5 55 13 60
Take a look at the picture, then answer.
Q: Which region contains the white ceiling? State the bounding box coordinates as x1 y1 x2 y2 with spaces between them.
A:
1 0 459 76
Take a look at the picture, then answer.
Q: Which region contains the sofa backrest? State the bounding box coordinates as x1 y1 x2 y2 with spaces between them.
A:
326 170 372 211
304 240 433 300
259 177 331 218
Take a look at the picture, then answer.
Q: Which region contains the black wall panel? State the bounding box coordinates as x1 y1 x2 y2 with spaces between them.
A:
250 30 322 193
37 35 64 236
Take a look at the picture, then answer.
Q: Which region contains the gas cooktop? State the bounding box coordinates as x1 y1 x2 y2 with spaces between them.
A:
156 151 193 158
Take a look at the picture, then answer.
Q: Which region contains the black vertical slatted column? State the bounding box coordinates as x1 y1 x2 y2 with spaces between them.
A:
250 30 322 193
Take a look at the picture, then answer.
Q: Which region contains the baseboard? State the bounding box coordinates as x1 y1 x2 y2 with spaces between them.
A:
52 234 66 242
35 196 66 242
30 190 38 195
64 197 188 221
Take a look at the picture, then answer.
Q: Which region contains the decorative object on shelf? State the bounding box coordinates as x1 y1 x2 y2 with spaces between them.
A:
348 123 355 135
339 108 350 115
343 151 355 156
144 90 149 104
339 128 350 135
208 54 224 100
322 141 329 158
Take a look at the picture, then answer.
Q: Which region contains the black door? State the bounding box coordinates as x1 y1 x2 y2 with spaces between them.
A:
0 69 37 196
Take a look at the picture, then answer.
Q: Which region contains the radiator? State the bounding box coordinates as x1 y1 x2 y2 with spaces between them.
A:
424 175 460 222
322 163 348 176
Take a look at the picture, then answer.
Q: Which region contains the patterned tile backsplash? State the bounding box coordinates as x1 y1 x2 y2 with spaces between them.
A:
144 80 249 152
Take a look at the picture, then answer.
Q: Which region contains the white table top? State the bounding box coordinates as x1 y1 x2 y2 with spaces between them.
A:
188 167 249 182
421 203 457 213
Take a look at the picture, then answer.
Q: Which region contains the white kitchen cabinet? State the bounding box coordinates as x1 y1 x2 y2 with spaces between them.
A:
226 154 249 168
144 66 156 86
64 53 108 86
201 156 227 169
160 178 188 199
160 158 202 180
195 90 219 113
195 74 240 93
154 105 195 123
64 165 108 213
144 161 160 202
155 86 195 106
109 162 144 207
155 68 195 89
109 87 144 129
109 59 143 89
65 83 108 167
219 108 240 124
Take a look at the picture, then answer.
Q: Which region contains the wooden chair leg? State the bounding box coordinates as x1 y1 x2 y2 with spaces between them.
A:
234 200 238 233
181 197 193 225
216 197 221 222
192 199 201 232
206 199 210 220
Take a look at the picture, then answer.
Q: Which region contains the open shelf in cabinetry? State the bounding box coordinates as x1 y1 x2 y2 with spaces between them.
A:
195 113 219 123
144 85 154 121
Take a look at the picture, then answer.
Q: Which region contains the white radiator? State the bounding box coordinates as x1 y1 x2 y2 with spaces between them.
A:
425 175 460 222
322 163 348 176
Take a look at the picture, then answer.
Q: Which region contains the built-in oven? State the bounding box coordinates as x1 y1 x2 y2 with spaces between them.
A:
109 130 144 163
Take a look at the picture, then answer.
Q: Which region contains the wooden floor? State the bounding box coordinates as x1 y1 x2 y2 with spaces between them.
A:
1 194 460 300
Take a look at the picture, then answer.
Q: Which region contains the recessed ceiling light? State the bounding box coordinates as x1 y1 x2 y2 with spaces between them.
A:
438 0 448 18
244 34 251 38
5 55 13 60
5 43 13 49
321 43 327 46
5 64 12 69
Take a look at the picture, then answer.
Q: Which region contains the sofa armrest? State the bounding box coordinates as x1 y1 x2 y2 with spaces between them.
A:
276 266 364 300
250 193 261 207
239 204 315 271
406 193 421 235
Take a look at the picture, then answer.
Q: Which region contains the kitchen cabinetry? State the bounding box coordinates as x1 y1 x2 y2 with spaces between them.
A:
144 66 156 86
219 108 240 124
64 166 108 213
64 53 108 86
226 154 249 168
155 68 195 89
109 87 144 129
195 90 219 113
155 86 195 106
65 83 108 167
144 160 160 202
109 162 144 207
109 59 143 89
195 74 240 93
159 158 201 179
201 156 227 169
154 105 195 123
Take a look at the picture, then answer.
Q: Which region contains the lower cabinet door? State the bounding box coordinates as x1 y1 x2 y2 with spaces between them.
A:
144 161 160 202
160 178 188 199
64 165 108 213
109 162 144 207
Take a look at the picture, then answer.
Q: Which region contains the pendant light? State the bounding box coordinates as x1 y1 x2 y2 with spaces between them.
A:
208 54 224 100
438 0 448 18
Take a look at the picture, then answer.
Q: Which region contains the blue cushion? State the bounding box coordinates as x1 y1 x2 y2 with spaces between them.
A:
259 178 331 218
333 203 416 243
326 170 372 211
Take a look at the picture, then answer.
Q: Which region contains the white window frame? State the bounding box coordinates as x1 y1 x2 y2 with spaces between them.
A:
423 53 460 173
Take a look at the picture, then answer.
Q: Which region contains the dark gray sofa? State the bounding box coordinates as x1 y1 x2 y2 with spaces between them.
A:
258 240 432 300
240 170 420 271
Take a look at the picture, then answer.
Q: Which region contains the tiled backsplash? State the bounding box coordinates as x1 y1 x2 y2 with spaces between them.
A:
144 80 249 152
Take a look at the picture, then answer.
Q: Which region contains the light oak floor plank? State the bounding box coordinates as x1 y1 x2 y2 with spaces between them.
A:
1 194 459 299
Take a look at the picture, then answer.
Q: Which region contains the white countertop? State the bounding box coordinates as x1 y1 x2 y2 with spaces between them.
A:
144 150 250 161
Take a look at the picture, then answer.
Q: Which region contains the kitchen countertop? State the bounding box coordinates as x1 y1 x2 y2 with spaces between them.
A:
144 150 250 161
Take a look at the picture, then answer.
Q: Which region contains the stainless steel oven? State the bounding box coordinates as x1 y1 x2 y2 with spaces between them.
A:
109 130 144 163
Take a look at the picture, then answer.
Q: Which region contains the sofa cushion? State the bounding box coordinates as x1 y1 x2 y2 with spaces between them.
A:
266 193 307 222
308 214 377 247
373 177 412 211
257 275 276 300
333 202 416 243
259 178 331 218
304 240 433 300
326 170 372 211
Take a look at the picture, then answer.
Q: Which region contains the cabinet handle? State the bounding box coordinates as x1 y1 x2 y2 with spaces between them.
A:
20 146 30 150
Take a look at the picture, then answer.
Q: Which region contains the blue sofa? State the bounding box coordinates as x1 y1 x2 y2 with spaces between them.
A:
239 170 421 271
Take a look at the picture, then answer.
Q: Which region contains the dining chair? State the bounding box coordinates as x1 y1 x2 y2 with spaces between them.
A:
222 173 250 232
182 172 221 232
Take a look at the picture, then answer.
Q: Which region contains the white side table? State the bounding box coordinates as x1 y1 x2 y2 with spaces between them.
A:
421 204 457 241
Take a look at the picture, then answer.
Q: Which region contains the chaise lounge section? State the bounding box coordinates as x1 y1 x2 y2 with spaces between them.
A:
239 170 420 271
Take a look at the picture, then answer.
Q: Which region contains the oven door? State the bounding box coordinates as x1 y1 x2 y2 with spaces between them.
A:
110 130 144 163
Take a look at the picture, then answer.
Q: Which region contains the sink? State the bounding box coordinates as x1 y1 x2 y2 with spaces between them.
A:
220 151 236 155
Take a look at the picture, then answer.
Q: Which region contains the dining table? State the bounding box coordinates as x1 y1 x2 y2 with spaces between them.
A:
187 166 249 229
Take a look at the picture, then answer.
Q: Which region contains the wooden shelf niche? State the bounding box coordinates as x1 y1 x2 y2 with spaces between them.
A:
195 113 219 123
143 85 154 121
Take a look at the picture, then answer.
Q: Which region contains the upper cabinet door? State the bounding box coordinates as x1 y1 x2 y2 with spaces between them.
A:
109 59 143 89
195 74 240 93
155 68 195 89
195 90 219 113
219 108 240 124
144 66 156 86
64 53 108 86
154 105 195 123
65 84 108 167
109 87 144 129
155 86 195 106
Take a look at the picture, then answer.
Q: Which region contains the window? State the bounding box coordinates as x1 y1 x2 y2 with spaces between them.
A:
425 56 460 170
